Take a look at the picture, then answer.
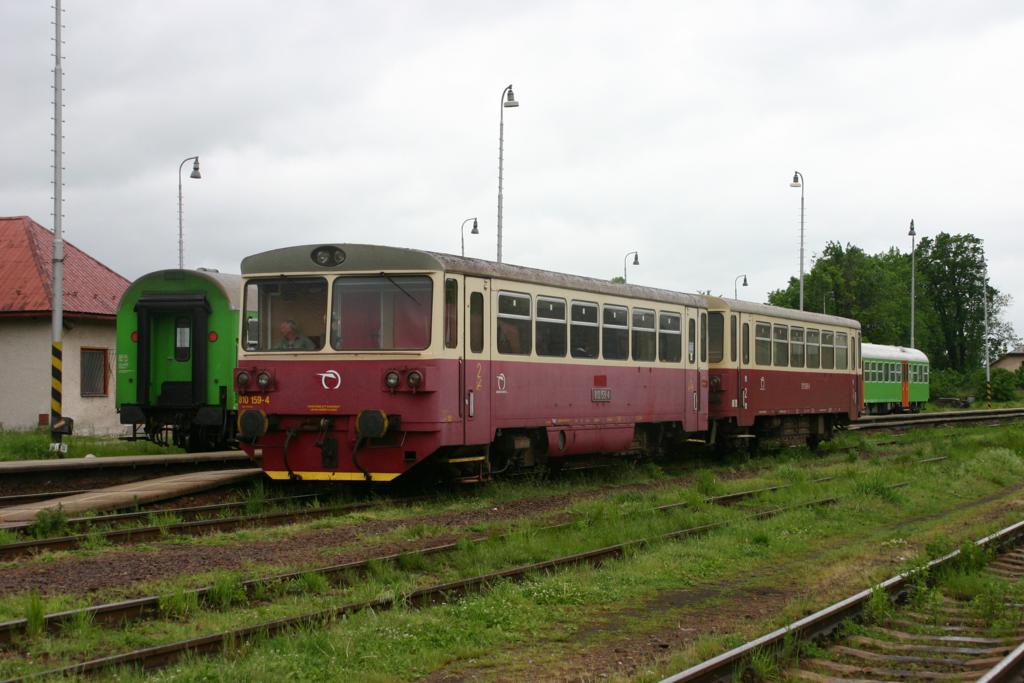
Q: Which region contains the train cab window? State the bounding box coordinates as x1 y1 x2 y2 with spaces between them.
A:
602 305 629 361
497 292 532 355
821 331 835 369
444 279 458 349
805 329 820 369
570 301 599 359
773 324 789 367
331 276 428 351
790 327 805 368
755 322 771 366
536 296 567 357
742 323 750 364
244 277 328 352
470 292 484 353
174 317 191 362
836 332 848 370
707 312 724 363
700 313 708 363
730 315 737 363
658 312 682 363
631 308 656 362
688 318 697 363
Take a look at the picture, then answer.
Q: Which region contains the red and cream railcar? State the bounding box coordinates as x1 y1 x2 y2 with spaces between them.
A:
704 298 862 447
234 244 710 482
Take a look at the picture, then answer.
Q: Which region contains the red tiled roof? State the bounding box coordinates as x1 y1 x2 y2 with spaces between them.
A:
0 216 130 318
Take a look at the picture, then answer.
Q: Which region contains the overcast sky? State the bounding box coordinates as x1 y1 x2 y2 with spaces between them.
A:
2 1 1022 336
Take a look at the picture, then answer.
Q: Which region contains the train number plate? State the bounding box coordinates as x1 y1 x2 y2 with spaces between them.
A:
591 388 612 402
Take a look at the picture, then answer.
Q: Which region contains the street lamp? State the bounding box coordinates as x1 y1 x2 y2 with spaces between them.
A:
909 219 916 348
461 217 478 257
982 259 991 406
623 251 639 283
178 156 202 269
734 274 748 300
496 84 518 264
790 171 805 310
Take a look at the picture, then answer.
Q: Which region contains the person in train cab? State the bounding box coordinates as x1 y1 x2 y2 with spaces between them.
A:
277 319 315 350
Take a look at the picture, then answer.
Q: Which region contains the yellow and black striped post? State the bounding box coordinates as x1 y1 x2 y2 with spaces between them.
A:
51 340 63 448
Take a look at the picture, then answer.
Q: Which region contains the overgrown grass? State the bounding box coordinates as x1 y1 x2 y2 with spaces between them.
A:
0 429 181 461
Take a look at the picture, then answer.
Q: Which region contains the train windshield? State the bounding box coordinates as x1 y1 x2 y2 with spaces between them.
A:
242 278 328 352
331 276 433 351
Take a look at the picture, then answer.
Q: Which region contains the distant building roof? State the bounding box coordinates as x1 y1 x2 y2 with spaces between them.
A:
0 216 130 319
993 345 1024 365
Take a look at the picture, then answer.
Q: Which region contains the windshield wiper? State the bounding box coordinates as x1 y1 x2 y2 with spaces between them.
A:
381 273 421 305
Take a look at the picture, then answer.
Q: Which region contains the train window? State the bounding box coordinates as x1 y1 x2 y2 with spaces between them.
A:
821 331 835 370
570 301 599 359
631 308 656 362
470 292 484 353
790 327 805 367
245 277 328 352
602 305 629 361
730 315 737 363
773 324 789 367
853 335 859 369
174 317 191 362
883 363 890 382
835 332 848 370
497 292 532 355
742 322 750 364
444 279 458 349
658 312 682 363
707 312 724 363
755 322 771 365
923 365 929 383
536 296 567 357
806 329 820 369
331 276 428 351
688 318 697 363
700 312 708 363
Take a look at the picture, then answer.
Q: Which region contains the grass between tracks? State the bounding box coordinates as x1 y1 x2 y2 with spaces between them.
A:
0 429 180 460
0 424 1022 680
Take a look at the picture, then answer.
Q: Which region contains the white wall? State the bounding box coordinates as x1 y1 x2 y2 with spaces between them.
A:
0 317 121 435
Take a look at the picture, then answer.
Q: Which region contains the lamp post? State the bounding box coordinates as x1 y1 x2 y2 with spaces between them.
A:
982 260 991 407
790 171 805 310
909 219 916 348
461 217 478 257
177 156 202 269
623 251 639 283
734 274 748 300
496 84 518 264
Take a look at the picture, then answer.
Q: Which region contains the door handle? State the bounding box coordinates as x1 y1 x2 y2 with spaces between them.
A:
468 390 475 418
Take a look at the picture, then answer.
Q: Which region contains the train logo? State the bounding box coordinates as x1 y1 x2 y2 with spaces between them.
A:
317 369 342 390
496 373 507 394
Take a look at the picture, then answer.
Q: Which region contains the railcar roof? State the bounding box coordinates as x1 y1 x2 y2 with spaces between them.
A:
127 269 242 309
862 342 929 363
705 296 861 330
242 243 708 309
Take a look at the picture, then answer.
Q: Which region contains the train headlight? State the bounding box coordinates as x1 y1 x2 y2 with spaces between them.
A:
311 246 347 267
237 370 251 388
407 370 423 388
256 371 272 389
384 370 401 389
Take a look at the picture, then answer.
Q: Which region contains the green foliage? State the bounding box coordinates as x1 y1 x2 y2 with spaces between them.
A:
29 506 69 539
0 429 180 461
929 368 969 399
861 586 895 624
159 588 200 619
23 592 45 638
207 575 248 610
972 367 1019 402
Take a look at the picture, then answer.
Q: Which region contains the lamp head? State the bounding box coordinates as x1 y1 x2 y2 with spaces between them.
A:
190 158 202 179
742 275 748 287
908 219 916 237
632 253 639 266
471 218 479 235
789 171 800 188
504 86 519 108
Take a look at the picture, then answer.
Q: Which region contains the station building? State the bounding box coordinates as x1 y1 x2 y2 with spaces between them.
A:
991 346 1024 373
0 216 130 434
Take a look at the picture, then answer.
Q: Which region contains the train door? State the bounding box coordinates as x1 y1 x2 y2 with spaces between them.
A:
684 308 701 431
463 277 492 445
900 360 910 410
135 295 210 409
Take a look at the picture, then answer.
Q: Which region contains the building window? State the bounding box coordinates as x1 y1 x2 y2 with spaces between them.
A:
81 348 109 397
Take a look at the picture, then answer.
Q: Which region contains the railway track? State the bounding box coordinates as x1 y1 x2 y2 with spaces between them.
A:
658 518 1024 683
850 407 1024 432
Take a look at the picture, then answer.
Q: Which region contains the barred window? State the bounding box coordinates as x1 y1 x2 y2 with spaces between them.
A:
81 348 109 397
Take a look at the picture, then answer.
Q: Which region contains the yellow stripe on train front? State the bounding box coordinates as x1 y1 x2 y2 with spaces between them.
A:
263 470 401 482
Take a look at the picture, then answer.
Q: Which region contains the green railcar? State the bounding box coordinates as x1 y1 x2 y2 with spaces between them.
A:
115 269 241 450
862 343 929 414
